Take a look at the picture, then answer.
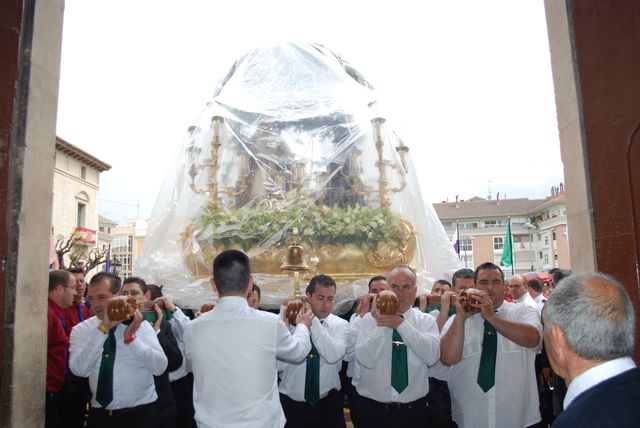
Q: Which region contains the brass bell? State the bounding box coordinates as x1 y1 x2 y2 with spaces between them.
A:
280 228 309 272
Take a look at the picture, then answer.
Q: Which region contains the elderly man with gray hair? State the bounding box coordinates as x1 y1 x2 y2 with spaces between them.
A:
543 272 640 427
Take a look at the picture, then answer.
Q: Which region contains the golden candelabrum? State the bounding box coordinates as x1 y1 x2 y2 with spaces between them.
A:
342 118 407 208
371 117 407 207
187 115 249 211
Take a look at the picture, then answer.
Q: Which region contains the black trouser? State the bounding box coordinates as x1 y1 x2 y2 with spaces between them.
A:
280 389 346 428
87 402 156 428
533 353 553 428
60 374 91 428
170 373 197 428
353 389 430 428
344 378 363 427
426 378 457 428
45 391 62 428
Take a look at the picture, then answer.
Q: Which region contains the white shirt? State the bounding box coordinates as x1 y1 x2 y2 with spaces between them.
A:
69 315 168 410
426 309 451 382
354 307 440 403
278 314 349 401
167 307 191 382
344 313 362 378
564 356 636 409
442 301 542 428
515 292 540 313
184 296 311 428
532 293 546 311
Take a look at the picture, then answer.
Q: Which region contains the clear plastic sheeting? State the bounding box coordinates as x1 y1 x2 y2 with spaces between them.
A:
136 42 461 312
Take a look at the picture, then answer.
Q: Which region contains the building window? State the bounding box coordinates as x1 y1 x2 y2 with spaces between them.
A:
460 222 479 229
511 217 528 226
544 234 550 246
539 251 543 259
81 166 87 179
493 237 504 250
543 253 550 265
76 203 86 227
553 231 557 241
537 233 541 241
484 220 508 228
112 235 132 253
460 238 472 252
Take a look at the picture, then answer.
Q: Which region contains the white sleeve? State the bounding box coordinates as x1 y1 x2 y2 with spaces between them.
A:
168 308 191 342
129 321 169 375
344 315 362 363
355 314 387 369
312 317 348 364
275 319 311 363
396 313 440 366
69 320 106 377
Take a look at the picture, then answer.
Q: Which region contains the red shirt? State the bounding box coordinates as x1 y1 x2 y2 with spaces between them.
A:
63 302 93 336
47 298 69 392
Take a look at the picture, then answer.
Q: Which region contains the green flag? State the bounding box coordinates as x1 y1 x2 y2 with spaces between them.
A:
500 218 513 267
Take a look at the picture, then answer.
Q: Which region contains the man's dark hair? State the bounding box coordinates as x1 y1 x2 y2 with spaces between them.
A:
213 250 251 295
368 276 386 290
474 262 504 282
67 267 84 275
306 274 336 294
123 276 148 294
433 279 452 291
452 268 474 286
49 269 72 292
551 269 571 286
528 278 544 293
146 284 164 300
89 272 122 294
252 283 261 299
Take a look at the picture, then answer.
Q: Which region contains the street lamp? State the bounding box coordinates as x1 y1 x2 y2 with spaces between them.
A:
524 222 536 271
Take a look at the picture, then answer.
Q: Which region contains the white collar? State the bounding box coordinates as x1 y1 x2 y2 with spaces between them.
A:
216 296 248 307
564 356 636 409
401 306 414 319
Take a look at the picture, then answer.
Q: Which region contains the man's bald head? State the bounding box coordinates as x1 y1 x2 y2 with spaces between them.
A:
508 274 527 300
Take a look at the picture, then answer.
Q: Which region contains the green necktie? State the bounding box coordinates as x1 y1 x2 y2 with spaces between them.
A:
304 339 320 406
96 327 116 407
391 329 408 393
477 320 497 392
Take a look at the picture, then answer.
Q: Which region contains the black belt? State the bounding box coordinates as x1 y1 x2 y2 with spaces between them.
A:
91 402 154 417
360 394 428 411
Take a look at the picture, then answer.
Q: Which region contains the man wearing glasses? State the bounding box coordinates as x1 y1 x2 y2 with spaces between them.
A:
46 270 77 428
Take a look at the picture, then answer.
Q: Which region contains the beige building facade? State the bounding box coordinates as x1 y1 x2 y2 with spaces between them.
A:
52 137 111 268
433 188 570 275
109 219 147 280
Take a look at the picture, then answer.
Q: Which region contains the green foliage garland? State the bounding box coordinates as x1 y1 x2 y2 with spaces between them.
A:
200 206 404 251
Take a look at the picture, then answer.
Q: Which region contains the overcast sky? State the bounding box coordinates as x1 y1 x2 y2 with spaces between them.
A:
56 0 563 225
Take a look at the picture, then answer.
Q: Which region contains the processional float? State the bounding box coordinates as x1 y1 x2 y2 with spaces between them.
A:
136 43 461 312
